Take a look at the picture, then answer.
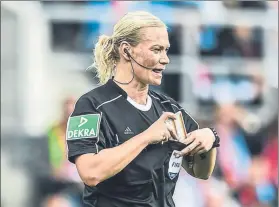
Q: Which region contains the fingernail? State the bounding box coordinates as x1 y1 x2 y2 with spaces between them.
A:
177 152 183 158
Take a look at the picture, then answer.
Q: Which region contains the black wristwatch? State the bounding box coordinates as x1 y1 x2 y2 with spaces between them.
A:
209 127 220 148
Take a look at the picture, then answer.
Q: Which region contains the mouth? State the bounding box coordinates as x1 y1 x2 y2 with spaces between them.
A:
152 68 164 74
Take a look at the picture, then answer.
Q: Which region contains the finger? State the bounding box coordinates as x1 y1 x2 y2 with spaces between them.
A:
186 132 196 139
169 130 178 140
185 131 199 145
165 118 178 141
190 143 203 155
180 133 195 146
180 141 199 155
163 130 171 141
162 112 176 121
168 126 178 140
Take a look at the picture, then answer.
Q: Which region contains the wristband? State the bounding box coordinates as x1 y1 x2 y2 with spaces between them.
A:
209 127 220 148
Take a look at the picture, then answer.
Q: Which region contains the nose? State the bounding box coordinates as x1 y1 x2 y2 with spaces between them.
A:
160 53 170 65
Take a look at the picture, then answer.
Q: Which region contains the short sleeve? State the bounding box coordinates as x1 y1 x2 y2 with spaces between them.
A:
66 97 108 163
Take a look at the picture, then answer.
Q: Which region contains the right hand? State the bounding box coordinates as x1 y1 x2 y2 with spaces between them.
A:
144 112 178 144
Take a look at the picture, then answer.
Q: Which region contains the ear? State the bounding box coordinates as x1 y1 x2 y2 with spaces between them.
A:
119 41 131 61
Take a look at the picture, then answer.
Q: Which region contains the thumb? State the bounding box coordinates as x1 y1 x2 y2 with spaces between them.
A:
162 112 176 121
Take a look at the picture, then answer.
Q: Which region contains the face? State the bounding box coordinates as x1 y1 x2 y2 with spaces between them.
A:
130 27 170 86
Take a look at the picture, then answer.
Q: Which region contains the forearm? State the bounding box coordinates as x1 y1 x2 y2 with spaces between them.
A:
183 148 217 180
87 132 150 184
193 148 217 179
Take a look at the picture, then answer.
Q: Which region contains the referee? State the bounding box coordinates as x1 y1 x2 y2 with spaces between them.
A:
66 11 220 207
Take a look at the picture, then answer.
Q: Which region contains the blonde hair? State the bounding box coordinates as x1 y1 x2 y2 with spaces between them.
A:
91 11 167 84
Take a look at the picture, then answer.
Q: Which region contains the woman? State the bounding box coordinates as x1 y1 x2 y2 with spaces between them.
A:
66 11 220 207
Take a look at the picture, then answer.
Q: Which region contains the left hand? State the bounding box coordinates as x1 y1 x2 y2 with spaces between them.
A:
179 128 215 156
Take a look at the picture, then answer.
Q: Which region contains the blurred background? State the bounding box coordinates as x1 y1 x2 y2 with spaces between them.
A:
1 1 278 207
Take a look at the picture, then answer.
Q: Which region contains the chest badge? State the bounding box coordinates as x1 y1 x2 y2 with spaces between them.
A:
124 127 134 135
168 150 183 180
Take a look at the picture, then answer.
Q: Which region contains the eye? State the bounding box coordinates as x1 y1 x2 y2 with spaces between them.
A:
153 48 162 54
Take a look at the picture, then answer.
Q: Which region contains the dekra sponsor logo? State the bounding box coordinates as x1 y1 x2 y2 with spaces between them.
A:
68 128 96 138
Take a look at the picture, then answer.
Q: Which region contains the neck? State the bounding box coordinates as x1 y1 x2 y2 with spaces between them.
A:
114 63 149 105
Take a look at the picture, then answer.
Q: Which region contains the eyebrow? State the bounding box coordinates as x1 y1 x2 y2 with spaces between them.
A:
151 44 171 49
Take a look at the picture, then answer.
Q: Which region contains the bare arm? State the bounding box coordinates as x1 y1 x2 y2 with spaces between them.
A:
75 131 149 186
180 128 218 180
75 112 177 186
182 148 217 179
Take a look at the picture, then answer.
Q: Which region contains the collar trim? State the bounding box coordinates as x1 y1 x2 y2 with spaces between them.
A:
127 95 152 111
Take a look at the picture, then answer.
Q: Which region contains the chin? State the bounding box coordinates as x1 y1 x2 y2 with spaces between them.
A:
150 79 162 86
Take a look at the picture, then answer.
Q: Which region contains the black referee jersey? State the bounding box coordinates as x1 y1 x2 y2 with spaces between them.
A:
66 79 199 207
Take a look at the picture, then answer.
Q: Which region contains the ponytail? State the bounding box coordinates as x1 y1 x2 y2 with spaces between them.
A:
92 35 117 84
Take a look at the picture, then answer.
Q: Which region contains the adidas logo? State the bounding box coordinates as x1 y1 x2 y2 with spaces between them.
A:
124 127 134 135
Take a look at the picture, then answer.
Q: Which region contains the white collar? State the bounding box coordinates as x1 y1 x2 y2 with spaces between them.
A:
127 95 152 111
